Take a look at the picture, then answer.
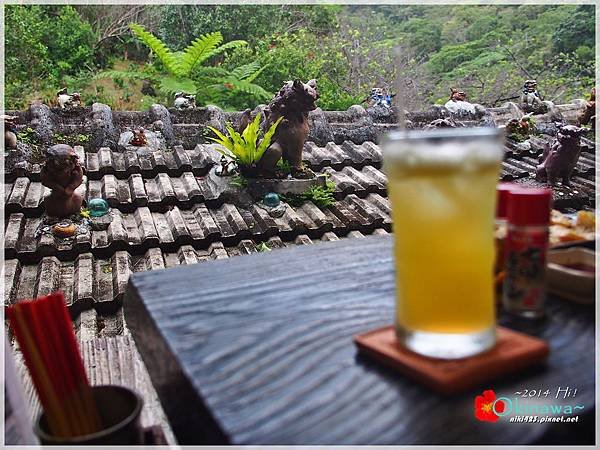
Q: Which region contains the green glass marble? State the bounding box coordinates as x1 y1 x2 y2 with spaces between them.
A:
263 192 280 208
88 198 109 217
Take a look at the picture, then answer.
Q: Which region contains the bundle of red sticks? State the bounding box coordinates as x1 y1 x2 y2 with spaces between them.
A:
7 292 102 438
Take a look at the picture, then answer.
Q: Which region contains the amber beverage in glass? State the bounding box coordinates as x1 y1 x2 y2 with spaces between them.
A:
382 128 504 359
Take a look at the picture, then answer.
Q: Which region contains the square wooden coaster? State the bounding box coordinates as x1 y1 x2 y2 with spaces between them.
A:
353 326 549 395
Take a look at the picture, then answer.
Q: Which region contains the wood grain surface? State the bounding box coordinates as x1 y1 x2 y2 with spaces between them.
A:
124 234 595 445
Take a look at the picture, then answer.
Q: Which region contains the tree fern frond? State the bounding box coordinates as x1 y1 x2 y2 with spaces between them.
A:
230 62 262 81
243 64 268 83
180 32 223 76
200 39 247 62
193 66 230 79
158 77 197 96
129 23 181 76
213 79 272 100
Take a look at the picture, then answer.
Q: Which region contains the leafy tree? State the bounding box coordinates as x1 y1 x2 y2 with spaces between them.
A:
157 5 340 50
400 18 442 58
5 5 95 108
40 6 95 77
5 6 49 81
552 5 595 54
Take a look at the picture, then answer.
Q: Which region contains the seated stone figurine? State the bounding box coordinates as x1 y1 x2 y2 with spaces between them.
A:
56 88 82 109
578 87 595 128
173 92 196 110
365 87 395 108
424 117 461 130
40 144 84 217
215 155 239 176
129 127 148 146
536 124 585 186
444 88 476 115
505 113 534 142
3 114 18 149
257 79 319 178
519 79 548 114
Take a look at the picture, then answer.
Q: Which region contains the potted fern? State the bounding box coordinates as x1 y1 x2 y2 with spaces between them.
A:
208 114 283 178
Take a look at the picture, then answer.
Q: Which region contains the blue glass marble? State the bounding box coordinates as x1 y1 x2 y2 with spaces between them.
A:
88 198 109 217
263 192 280 208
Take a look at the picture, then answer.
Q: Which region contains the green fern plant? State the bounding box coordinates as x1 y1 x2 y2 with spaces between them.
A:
94 24 270 104
206 62 271 101
207 114 283 167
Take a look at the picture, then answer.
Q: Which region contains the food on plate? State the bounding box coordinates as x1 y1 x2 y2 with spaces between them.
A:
549 209 595 245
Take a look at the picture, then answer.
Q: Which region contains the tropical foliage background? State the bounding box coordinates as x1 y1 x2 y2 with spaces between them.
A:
5 4 595 111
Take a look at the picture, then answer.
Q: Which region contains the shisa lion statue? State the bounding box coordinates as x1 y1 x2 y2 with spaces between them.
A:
56 88 82 109
536 124 585 186
505 113 534 142
257 79 319 178
173 92 196 110
444 88 477 115
520 79 548 114
129 127 148 146
578 87 595 129
40 144 84 217
3 114 18 149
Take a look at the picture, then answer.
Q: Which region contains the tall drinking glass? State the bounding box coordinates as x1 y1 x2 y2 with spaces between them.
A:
382 128 504 359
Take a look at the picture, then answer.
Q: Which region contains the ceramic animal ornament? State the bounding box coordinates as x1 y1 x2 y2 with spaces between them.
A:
3 114 18 149
40 144 84 217
366 87 395 108
505 113 534 141
129 128 148 146
520 79 547 114
173 92 196 110
214 155 239 176
536 124 586 186
424 118 459 130
444 88 476 115
56 88 82 109
578 87 595 128
257 79 319 178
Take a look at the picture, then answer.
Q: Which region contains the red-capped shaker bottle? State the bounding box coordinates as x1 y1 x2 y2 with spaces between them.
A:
502 187 552 318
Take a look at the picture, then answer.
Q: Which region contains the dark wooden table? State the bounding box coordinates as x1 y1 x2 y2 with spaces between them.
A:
124 235 595 445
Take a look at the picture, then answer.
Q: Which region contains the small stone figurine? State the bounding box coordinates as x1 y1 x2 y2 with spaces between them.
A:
505 113 534 142
129 128 148 147
3 114 18 149
519 79 547 114
444 88 476 115
578 87 595 128
173 92 196 110
40 144 84 217
365 87 395 108
215 155 239 176
56 88 82 109
424 118 460 130
536 124 585 186
257 79 319 178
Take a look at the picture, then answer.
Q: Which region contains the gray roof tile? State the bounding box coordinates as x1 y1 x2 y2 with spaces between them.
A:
3 102 595 318
4 229 390 312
